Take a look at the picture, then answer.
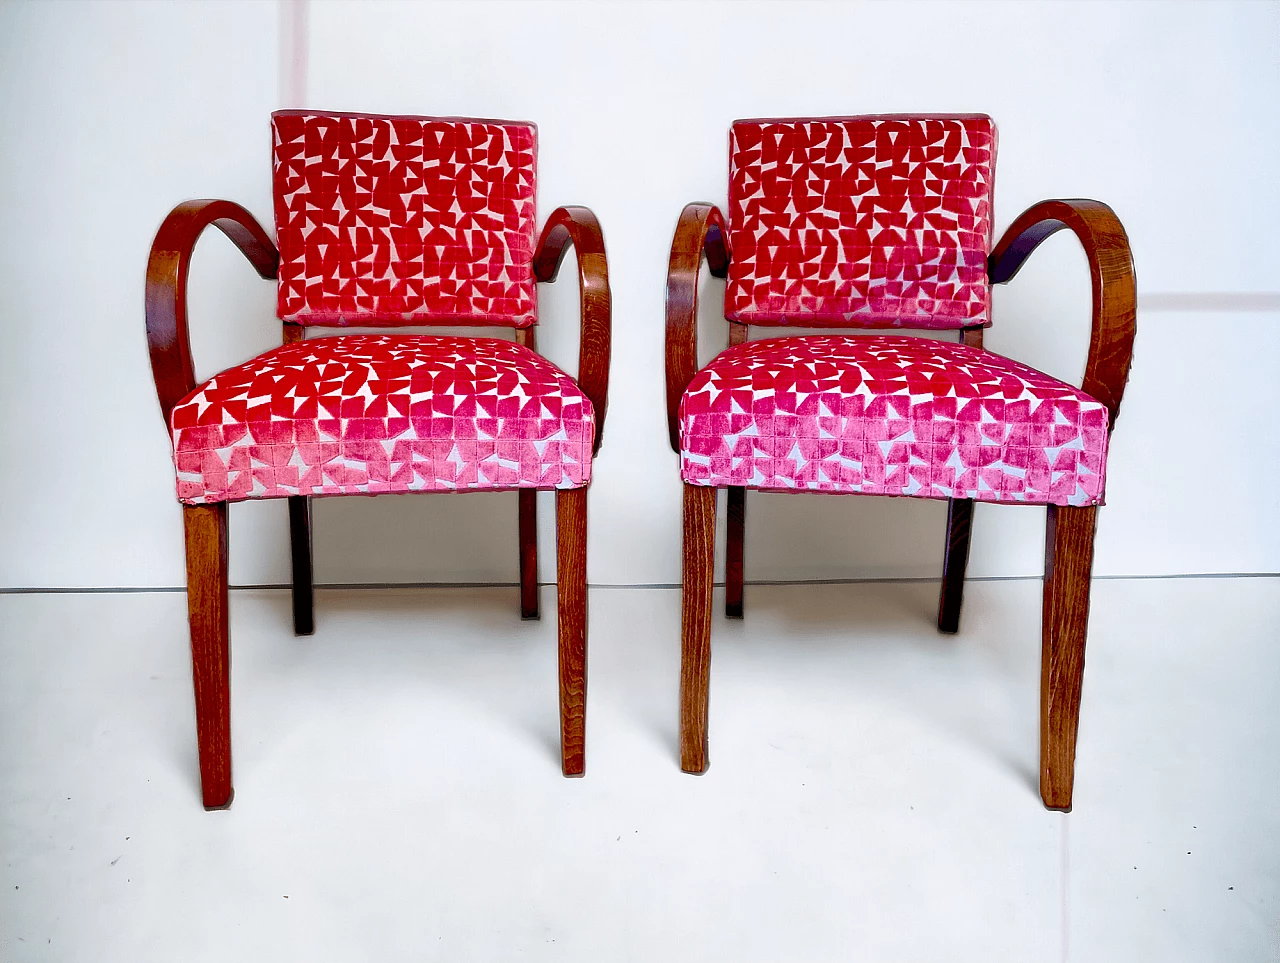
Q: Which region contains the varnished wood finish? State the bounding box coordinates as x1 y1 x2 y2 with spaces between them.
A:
680 483 717 773
1041 504 1097 811
989 199 1137 428
282 322 305 345
518 489 540 620
665 203 729 453
182 503 232 810
533 207 612 455
556 487 588 775
725 486 746 619
937 497 974 634
288 495 314 635
145 200 279 423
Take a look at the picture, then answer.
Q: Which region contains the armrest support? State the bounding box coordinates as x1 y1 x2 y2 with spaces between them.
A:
145 199 278 423
988 199 1136 428
533 206 611 455
665 203 729 453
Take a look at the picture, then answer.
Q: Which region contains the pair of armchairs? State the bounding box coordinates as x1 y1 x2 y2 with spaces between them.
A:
147 110 1134 813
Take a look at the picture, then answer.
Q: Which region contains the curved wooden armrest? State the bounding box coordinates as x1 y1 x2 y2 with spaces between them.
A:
665 203 729 453
533 206 612 455
988 199 1136 428
145 199 279 423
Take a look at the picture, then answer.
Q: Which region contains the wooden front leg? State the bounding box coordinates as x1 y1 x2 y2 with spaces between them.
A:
1041 504 1098 811
680 483 717 773
183 502 233 810
556 487 588 776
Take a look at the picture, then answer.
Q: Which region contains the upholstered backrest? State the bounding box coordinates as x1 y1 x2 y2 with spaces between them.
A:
725 115 997 329
272 110 538 327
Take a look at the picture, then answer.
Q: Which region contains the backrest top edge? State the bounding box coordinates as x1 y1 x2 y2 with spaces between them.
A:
731 113 994 126
271 109 537 130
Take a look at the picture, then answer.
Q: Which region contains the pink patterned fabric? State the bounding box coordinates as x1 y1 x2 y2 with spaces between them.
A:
171 336 593 504
680 336 1109 506
272 111 538 327
725 116 997 329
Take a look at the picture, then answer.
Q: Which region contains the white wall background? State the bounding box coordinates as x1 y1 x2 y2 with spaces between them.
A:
0 0 1276 590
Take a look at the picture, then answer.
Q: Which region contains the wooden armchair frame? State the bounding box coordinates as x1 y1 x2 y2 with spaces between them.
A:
666 198 1135 810
147 200 611 808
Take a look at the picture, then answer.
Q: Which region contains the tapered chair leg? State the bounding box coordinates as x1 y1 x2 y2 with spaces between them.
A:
183 503 233 810
288 495 314 636
1040 504 1098 811
519 489 540 620
556 487 588 776
681 483 717 773
937 497 974 633
725 486 746 619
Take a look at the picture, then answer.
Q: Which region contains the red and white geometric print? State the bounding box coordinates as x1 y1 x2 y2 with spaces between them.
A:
680 336 1109 507
170 336 593 505
272 111 538 327
725 116 997 329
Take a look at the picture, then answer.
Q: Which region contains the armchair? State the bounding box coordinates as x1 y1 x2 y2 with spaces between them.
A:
147 111 611 808
665 116 1134 810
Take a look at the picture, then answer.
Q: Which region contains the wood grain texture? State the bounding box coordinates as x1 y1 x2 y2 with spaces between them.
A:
988 199 1137 428
533 207 611 455
1041 504 1098 811
182 503 233 810
665 203 729 453
518 489 540 620
288 495 314 636
937 497 974 634
556 487 588 776
145 200 279 423
725 486 746 619
680 483 717 773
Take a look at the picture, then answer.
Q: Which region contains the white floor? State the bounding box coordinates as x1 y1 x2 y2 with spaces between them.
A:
1 578 1277 962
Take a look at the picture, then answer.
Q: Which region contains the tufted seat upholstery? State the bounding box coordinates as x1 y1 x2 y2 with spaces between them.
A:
171 335 594 504
679 335 1109 506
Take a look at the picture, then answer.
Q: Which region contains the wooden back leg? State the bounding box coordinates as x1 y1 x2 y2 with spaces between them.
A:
937 497 974 633
556 487 588 775
519 489 540 620
1041 504 1098 811
938 326 986 634
183 503 233 810
725 486 746 619
288 495 314 636
681 483 717 773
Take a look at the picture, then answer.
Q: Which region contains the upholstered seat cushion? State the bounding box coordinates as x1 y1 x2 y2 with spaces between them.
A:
679 335 1109 506
170 335 593 504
